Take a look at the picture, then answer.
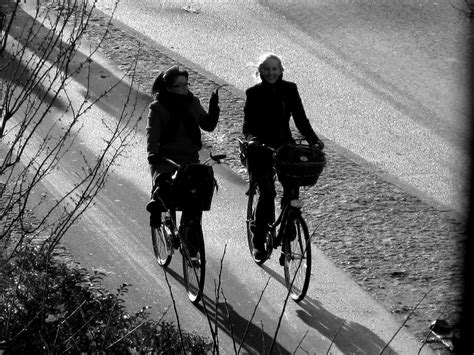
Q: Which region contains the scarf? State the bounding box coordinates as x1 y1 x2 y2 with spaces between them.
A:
158 91 201 145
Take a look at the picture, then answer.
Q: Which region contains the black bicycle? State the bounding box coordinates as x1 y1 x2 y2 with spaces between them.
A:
239 139 326 302
150 152 226 304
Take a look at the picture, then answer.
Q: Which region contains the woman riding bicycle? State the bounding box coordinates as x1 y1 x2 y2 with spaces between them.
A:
146 65 220 255
243 53 324 260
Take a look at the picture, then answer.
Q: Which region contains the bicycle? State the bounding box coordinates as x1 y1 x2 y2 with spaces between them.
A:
239 139 326 302
150 152 226 304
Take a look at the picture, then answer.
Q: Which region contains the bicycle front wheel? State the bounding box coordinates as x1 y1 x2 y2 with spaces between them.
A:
151 221 173 267
282 212 311 302
182 222 206 304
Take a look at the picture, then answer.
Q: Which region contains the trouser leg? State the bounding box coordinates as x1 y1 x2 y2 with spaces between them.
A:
253 171 275 248
148 171 172 227
247 147 275 248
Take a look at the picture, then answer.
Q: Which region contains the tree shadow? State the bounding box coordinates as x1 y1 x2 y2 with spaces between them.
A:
0 40 69 112
161 262 290 354
163 252 390 354
1 2 150 119
197 291 291 354
262 264 395 354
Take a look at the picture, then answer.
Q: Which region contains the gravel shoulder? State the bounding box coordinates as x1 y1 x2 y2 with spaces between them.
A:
50 3 466 353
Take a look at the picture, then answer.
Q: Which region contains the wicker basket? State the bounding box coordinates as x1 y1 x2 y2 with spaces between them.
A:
274 144 326 186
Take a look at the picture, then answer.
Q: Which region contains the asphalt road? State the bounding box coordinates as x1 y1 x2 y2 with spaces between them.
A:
93 0 471 215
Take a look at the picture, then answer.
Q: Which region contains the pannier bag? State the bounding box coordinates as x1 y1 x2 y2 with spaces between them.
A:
172 164 217 211
274 144 326 186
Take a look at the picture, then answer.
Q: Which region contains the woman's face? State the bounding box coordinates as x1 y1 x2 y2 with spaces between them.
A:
260 58 282 84
167 75 189 95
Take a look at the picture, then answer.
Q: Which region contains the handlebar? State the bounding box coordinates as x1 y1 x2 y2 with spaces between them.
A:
238 138 322 153
163 158 181 168
202 152 227 165
164 152 227 169
238 138 275 153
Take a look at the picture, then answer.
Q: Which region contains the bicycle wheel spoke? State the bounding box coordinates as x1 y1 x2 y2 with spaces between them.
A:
151 223 173 267
283 214 311 302
182 224 206 304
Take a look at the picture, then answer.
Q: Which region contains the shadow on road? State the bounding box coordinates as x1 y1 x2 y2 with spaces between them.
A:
198 294 291 354
262 264 395 354
2 3 150 121
163 264 290 354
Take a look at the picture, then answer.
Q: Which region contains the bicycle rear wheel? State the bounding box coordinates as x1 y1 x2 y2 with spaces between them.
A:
151 214 174 267
282 211 311 302
182 221 206 304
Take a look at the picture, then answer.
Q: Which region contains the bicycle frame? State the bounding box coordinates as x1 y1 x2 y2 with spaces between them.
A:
242 138 313 301
271 202 302 245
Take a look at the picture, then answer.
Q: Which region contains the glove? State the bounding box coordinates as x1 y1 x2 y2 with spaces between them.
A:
314 140 324 150
209 90 219 111
247 137 262 148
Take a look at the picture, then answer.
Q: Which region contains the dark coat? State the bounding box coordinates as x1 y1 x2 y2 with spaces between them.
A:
243 78 320 149
146 91 219 172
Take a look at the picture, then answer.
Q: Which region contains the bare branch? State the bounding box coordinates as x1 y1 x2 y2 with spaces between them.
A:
380 288 434 354
238 277 271 354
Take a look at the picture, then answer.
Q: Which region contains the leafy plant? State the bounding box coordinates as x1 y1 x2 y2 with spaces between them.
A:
0 246 211 353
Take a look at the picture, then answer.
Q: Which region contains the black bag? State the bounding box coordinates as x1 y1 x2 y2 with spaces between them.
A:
172 164 217 211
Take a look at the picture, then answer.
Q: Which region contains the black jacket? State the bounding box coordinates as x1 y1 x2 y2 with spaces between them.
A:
243 77 320 149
